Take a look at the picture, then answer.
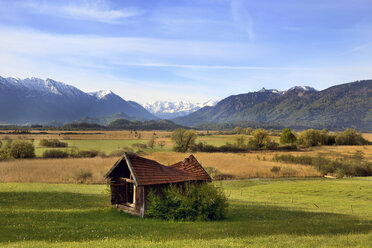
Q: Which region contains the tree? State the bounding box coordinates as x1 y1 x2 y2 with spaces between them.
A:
233 126 243 134
280 128 297 145
171 128 197 152
9 140 35 159
245 127 253 135
234 135 246 149
335 128 368 145
147 137 156 149
297 129 321 147
250 129 270 148
0 140 12 160
158 141 166 149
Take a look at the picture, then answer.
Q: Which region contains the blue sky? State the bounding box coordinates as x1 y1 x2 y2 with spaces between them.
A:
0 0 372 102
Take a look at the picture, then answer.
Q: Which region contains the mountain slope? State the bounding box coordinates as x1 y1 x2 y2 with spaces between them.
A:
173 80 372 130
142 100 218 119
0 76 156 124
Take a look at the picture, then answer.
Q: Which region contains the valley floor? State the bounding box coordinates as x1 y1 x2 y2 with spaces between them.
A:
0 178 371 247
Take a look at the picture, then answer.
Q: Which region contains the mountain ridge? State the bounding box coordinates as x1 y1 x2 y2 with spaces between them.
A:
0 76 156 124
173 80 372 130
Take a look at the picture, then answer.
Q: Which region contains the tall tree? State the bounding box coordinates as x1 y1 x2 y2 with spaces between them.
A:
171 128 197 152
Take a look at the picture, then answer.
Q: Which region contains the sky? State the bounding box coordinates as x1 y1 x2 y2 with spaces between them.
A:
0 0 372 102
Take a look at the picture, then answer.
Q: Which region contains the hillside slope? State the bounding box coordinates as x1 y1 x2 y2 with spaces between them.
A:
0 76 156 124
174 80 372 130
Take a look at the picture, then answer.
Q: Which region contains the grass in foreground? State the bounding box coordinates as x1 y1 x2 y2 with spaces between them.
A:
0 178 371 247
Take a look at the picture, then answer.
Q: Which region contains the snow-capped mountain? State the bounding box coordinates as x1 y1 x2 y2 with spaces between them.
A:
142 100 218 119
258 86 317 95
0 76 156 124
288 86 317 92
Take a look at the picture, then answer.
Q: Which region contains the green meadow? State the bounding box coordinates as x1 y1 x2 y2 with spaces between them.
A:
1 178 371 247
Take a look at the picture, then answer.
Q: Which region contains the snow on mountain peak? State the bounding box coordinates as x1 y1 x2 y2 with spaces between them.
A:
142 100 218 118
4 77 83 96
288 86 317 92
88 90 116 100
258 88 281 94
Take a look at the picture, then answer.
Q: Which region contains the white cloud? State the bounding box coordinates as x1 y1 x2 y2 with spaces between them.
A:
230 0 255 40
24 0 141 24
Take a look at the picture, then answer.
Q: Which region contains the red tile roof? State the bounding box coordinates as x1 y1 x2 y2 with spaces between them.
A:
105 153 212 186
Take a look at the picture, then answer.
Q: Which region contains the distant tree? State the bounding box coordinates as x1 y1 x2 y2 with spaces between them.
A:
335 128 368 145
233 126 243 134
158 141 166 149
172 128 197 152
147 137 156 149
297 129 321 147
250 129 270 148
245 127 253 135
234 135 246 149
280 128 297 145
0 140 12 160
9 140 35 159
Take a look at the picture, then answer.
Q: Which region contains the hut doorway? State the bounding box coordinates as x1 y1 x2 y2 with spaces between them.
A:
125 180 135 207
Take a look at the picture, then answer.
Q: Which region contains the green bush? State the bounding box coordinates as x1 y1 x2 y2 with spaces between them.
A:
335 129 369 145
9 140 35 159
39 139 68 148
280 128 296 145
270 166 281 173
42 150 69 158
146 183 228 221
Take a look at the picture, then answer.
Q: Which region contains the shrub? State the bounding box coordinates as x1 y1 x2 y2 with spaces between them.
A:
335 129 369 145
109 147 135 157
280 128 297 145
76 150 100 158
131 143 147 150
74 169 93 183
9 140 35 159
0 140 12 160
42 149 69 158
204 167 234 180
158 140 166 149
335 168 345 179
270 166 281 173
273 152 372 177
146 183 228 221
39 139 68 148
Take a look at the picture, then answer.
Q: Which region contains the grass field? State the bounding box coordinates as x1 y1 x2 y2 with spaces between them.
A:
0 178 371 247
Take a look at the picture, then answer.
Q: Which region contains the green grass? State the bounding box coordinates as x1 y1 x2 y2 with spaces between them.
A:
0 178 371 247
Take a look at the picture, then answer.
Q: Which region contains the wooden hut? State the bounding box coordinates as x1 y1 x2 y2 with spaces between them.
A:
104 153 212 217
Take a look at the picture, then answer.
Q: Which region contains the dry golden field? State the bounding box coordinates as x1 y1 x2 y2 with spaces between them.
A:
0 157 117 184
0 151 324 184
145 152 321 179
0 130 371 183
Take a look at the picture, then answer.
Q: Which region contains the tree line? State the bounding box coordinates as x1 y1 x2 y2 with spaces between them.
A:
171 128 370 153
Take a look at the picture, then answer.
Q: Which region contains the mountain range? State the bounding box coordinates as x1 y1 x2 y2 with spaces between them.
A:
0 76 371 130
0 76 156 124
142 100 218 119
173 80 372 130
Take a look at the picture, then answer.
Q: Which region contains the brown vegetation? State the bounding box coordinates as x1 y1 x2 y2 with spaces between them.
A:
0 157 117 184
145 152 321 179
